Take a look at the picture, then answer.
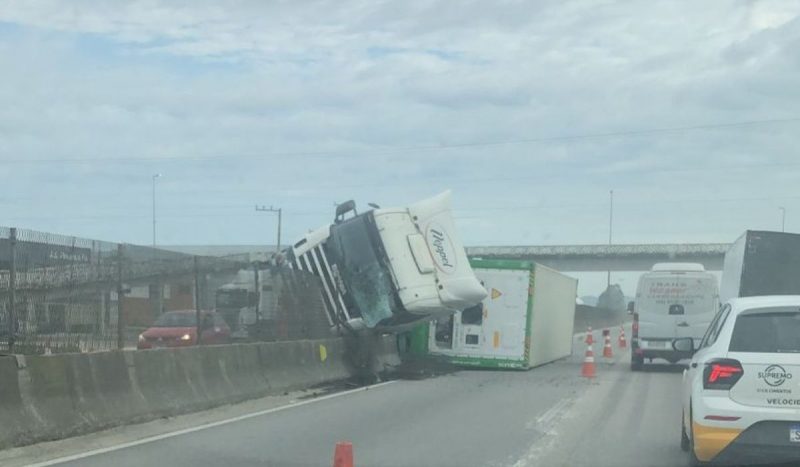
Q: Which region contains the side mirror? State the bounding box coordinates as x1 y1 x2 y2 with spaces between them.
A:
334 200 357 223
672 337 695 354
627 301 635 313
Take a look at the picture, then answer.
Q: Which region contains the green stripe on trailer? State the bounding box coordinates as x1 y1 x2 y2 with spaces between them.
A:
448 357 529 370
428 354 529 370
468 257 534 271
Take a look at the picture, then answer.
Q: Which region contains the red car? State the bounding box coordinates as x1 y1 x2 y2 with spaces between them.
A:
137 310 231 349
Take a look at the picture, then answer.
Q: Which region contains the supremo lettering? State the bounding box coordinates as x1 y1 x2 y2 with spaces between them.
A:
430 229 453 268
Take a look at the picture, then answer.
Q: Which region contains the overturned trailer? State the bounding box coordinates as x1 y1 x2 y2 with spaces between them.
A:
407 259 578 369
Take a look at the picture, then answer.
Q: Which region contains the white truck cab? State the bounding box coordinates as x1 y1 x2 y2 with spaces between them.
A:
631 262 719 369
286 191 487 332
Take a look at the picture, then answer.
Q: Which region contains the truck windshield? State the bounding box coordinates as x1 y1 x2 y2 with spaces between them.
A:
327 214 396 327
216 289 248 309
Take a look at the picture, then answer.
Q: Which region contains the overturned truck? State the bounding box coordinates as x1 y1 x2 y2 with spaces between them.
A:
285 191 487 333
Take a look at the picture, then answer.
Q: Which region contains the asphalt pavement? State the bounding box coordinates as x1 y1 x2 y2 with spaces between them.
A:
7 325 695 467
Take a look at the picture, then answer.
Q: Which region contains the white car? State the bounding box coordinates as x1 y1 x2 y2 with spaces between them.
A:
677 296 800 465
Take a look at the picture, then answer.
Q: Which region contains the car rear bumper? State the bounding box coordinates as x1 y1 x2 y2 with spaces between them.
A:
632 339 692 361
692 421 742 463
702 421 800 465
636 348 693 360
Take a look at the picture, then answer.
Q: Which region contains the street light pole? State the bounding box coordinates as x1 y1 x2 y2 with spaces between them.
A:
255 205 282 253
779 207 786 233
152 174 161 248
607 189 614 287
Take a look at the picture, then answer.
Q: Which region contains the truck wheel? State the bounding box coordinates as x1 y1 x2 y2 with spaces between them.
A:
631 355 644 371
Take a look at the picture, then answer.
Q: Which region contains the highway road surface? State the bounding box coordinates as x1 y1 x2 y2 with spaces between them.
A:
4 326 703 467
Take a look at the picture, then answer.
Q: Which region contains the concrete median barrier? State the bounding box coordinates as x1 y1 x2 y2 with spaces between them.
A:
0 335 400 449
0 338 399 449
0 356 31 448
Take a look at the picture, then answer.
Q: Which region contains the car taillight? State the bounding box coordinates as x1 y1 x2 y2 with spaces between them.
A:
632 312 639 336
703 359 743 390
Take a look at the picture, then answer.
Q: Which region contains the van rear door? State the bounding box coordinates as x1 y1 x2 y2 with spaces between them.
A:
636 277 678 344
675 275 719 344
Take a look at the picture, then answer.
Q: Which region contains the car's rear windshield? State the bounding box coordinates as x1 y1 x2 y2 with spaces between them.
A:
729 308 800 353
153 312 196 327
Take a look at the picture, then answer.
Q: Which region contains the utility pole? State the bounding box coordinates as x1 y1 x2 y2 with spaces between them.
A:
779 207 786 233
8 228 16 352
607 189 614 288
255 205 282 253
152 173 161 249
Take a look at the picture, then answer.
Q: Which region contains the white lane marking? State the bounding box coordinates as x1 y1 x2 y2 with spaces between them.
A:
535 398 571 431
514 392 581 467
524 398 571 432
27 380 397 467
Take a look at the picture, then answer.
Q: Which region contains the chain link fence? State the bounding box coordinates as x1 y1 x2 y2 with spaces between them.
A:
0 227 332 355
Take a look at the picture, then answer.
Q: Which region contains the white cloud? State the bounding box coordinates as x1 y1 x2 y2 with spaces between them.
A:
0 0 798 261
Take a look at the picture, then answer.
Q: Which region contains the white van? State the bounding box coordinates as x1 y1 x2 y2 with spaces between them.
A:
631 263 719 370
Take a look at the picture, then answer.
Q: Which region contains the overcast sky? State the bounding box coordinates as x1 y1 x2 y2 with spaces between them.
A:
1 0 799 291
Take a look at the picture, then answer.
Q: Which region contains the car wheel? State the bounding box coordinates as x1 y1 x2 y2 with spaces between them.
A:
631 355 644 371
680 415 690 452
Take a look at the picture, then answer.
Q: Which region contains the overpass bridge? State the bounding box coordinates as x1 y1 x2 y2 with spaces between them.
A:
465 243 731 272
164 243 733 273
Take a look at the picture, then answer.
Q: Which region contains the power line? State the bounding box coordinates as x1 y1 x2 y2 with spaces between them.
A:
9 157 799 209
4 116 799 165
6 158 800 206
8 193 800 223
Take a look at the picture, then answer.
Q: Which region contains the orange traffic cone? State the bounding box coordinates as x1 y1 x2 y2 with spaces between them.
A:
581 344 596 378
618 326 627 349
603 332 614 359
333 441 354 467
585 327 594 345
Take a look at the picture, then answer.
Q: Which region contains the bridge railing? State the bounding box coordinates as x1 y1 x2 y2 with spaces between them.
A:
466 243 731 257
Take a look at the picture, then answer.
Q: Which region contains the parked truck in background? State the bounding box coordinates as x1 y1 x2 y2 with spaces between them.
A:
720 230 800 302
285 191 487 332
215 268 274 339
